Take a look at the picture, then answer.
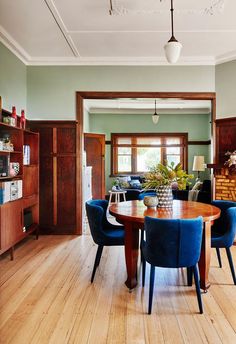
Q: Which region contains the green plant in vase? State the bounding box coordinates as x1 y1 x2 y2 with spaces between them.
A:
144 162 194 208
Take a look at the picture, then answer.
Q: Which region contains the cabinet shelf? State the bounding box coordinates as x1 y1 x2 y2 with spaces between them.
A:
0 106 39 259
0 175 23 180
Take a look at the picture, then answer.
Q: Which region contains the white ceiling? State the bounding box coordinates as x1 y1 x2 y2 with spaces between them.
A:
0 0 235 65
85 98 212 115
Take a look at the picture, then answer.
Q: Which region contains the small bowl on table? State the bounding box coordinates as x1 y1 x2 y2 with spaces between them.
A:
143 196 158 208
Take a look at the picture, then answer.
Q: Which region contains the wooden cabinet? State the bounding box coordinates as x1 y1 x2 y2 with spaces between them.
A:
0 109 39 259
0 199 23 250
30 121 79 234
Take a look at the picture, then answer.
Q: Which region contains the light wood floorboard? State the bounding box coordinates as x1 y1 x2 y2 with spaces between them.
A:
0 235 236 344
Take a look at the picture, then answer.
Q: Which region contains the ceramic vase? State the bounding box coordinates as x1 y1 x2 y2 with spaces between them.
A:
157 185 173 208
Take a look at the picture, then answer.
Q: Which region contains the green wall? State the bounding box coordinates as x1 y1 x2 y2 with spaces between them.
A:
90 113 211 190
0 42 27 112
216 60 236 118
27 65 215 120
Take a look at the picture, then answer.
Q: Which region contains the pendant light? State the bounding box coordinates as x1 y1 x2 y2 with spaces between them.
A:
152 100 159 124
164 0 182 64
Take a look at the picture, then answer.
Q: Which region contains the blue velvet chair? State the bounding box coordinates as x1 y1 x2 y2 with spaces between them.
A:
211 200 236 285
142 216 203 314
86 199 125 283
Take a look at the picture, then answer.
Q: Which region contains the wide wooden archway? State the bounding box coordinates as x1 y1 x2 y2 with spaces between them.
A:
76 91 216 234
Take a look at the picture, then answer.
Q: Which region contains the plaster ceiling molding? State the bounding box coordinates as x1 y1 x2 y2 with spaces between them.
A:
109 0 226 16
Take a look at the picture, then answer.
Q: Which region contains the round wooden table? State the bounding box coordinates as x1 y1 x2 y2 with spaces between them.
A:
109 200 221 290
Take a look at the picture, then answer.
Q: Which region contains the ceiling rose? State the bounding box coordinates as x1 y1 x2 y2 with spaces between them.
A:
109 0 226 16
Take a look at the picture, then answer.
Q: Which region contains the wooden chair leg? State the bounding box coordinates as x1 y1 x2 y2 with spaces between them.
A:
148 265 155 314
193 265 203 314
226 248 236 285
91 245 104 283
216 248 222 268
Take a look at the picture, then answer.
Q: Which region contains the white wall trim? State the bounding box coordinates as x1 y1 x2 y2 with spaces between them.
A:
0 26 29 65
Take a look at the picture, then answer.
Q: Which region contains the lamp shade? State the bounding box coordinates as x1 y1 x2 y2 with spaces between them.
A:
164 40 182 64
192 156 205 172
152 113 159 124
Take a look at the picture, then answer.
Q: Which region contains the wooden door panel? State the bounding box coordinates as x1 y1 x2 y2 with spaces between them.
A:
37 128 53 154
57 156 76 227
57 128 76 154
84 134 105 199
0 200 23 249
39 157 53 227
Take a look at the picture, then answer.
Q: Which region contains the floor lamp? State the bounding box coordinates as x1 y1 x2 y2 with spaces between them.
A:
192 156 205 181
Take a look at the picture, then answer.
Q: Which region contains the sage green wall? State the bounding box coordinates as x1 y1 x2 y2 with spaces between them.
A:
27 66 215 119
216 60 236 119
89 113 211 191
0 42 27 112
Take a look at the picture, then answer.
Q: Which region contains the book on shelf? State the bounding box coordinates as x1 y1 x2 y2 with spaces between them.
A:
0 180 22 204
23 145 30 165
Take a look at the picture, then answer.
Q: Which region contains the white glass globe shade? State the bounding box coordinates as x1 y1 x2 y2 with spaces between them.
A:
164 41 182 64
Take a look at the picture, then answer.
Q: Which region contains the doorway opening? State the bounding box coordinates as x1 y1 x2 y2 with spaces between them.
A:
76 91 216 234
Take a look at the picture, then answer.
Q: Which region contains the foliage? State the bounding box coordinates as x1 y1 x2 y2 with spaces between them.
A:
143 162 194 190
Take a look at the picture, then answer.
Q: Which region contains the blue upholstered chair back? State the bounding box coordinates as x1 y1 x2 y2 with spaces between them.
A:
211 200 236 247
143 216 203 268
86 199 111 245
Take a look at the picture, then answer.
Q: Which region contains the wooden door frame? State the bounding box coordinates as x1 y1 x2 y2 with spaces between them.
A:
84 132 106 199
76 91 216 234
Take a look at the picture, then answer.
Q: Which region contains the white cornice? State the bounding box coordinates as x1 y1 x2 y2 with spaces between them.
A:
1 30 236 67
26 56 216 66
0 25 29 65
215 50 236 65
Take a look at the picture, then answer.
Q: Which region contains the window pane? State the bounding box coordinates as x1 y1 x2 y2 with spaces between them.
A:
166 155 180 165
117 137 131 144
166 147 180 155
137 147 161 172
166 138 181 145
118 156 131 172
118 147 131 155
137 137 161 145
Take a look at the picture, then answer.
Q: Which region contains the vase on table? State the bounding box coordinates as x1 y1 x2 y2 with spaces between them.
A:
157 185 173 208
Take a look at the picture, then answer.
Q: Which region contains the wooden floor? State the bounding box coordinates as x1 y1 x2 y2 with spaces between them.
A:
0 234 236 344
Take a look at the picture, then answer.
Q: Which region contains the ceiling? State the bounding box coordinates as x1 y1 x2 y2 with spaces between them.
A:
85 98 212 115
0 0 235 65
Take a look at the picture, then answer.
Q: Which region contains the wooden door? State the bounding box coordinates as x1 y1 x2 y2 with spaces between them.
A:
84 133 105 199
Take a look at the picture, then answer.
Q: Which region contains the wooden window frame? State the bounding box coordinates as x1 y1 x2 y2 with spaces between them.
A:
111 133 188 176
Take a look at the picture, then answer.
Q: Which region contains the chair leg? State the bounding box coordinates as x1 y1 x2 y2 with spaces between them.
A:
91 245 104 283
140 230 144 263
193 265 203 314
148 265 155 314
187 267 193 286
226 248 236 285
142 257 146 287
216 248 222 268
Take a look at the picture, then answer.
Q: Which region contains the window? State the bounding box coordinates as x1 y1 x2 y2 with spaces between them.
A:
111 133 188 175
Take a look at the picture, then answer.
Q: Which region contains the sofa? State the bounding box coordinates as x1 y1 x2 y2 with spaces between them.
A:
114 176 211 204
139 180 211 204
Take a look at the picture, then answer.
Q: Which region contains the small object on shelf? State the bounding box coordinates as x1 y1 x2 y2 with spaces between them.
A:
11 106 17 127
9 162 20 177
20 110 26 129
23 145 30 165
0 180 22 204
1 134 14 151
0 155 10 177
